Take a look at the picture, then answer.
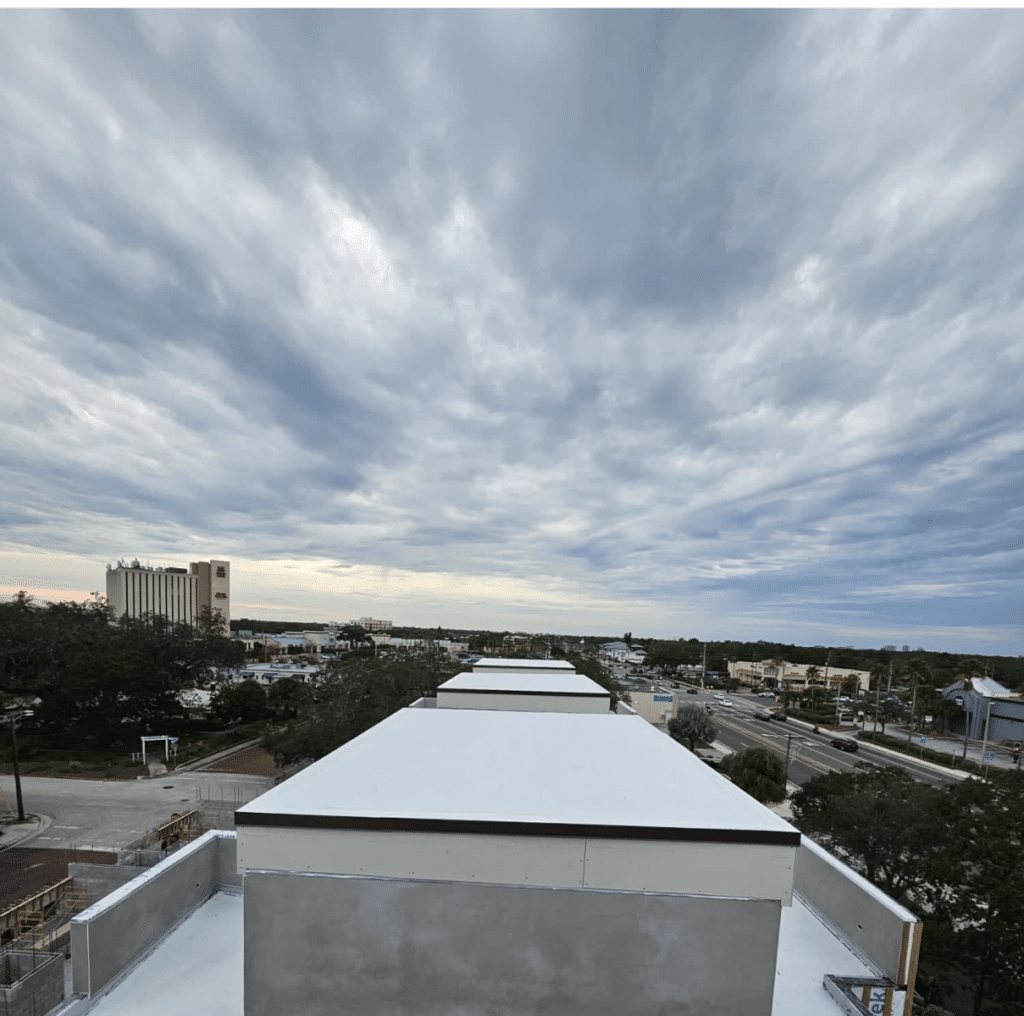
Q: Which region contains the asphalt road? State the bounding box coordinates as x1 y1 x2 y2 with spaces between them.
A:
671 686 961 789
0 770 271 852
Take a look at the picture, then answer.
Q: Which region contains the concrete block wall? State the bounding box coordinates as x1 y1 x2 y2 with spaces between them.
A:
71 831 239 999
0 951 64 1016
244 871 782 1016
67 863 143 907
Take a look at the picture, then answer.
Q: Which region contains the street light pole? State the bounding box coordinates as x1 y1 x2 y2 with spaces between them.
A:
7 712 26 821
784 733 793 781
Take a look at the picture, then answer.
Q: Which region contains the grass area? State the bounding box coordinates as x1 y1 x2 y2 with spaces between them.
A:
0 721 270 780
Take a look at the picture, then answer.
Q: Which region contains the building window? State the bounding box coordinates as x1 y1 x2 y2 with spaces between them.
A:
216 566 226 577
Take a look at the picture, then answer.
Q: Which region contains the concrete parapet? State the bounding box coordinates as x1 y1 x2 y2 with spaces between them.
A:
70 831 238 1000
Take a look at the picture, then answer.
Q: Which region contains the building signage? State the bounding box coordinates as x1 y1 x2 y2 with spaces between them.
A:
653 695 673 702
919 737 927 745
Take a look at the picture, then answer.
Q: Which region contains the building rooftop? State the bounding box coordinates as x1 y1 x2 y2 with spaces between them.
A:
470 657 576 671
86 892 242 1016
437 671 608 696
235 708 797 845
74 837 890 1016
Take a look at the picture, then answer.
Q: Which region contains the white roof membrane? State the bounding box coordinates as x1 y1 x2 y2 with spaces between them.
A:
236 709 798 845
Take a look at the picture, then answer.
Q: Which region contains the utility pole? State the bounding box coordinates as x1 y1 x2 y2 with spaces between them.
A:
981 697 994 775
906 685 918 746
5 712 26 821
784 733 793 782
873 679 881 737
887 659 893 696
702 643 707 689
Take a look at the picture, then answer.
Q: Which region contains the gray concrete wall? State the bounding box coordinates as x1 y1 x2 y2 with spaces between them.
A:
244 872 781 1016
794 837 917 984
71 832 238 998
67 863 142 907
0 951 64 1016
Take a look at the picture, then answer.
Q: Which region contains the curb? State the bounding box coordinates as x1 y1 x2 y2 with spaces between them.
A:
0 811 53 851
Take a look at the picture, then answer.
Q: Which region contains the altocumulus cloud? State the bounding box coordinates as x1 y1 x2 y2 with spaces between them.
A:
1 10 1023 651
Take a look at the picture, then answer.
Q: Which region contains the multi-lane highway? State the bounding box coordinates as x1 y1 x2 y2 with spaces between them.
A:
665 684 961 789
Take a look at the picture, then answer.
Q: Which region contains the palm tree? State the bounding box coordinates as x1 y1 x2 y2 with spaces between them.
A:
805 666 820 711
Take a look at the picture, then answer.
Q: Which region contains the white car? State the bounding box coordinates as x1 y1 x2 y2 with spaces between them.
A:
758 691 775 698
721 699 734 708
714 693 725 701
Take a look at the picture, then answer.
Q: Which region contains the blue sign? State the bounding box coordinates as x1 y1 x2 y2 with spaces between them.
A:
919 737 927 745
983 752 995 762
653 695 673 702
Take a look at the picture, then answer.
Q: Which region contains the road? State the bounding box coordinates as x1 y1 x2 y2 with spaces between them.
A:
670 685 961 788
0 770 271 852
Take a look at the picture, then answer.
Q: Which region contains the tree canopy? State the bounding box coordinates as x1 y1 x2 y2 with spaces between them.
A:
262 648 462 766
792 766 1024 1013
667 705 717 752
1 591 245 746
720 747 788 804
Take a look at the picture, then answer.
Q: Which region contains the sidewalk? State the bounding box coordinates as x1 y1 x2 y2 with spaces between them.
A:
0 812 52 851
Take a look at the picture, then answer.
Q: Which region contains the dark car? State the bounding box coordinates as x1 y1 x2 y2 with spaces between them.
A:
770 712 788 722
754 711 774 722
831 738 859 753
686 688 698 695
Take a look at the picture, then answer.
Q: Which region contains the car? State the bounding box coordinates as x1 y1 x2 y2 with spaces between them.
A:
686 688 698 695
831 738 859 753
758 691 776 698
770 712 788 722
754 711 774 722
721 699 734 708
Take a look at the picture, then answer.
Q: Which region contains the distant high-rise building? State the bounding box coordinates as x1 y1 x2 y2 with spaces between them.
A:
105 558 230 629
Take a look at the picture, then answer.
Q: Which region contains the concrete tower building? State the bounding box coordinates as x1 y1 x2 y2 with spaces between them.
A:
105 559 230 629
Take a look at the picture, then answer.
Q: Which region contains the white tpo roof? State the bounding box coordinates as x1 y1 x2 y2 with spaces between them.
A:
471 657 577 671
236 708 797 843
438 671 608 695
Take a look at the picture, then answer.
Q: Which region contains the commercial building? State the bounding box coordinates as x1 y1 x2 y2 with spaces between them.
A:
729 660 871 696
61 654 923 1016
942 675 1024 742
350 616 392 632
436 669 610 713
105 558 229 629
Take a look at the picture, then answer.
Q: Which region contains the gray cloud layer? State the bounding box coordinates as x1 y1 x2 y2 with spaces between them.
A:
1 10 1022 649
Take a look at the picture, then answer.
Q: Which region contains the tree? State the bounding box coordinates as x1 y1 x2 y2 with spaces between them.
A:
211 680 267 725
720 748 787 804
668 705 717 753
917 769 1024 1014
565 652 626 710
263 649 461 766
791 767 946 900
267 678 306 720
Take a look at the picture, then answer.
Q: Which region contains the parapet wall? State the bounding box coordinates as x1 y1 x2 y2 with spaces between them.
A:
244 870 781 1016
794 835 922 990
71 831 239 1000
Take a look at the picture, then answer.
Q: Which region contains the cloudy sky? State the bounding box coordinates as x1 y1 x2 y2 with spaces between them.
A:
1 10 1022 652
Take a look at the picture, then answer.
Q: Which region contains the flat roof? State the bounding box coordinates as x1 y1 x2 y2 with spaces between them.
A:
87 892 241 1016
471 658 576 671
438 672 608 696
236 709 799 846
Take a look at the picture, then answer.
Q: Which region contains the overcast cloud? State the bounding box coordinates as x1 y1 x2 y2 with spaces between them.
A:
1 10 1022 651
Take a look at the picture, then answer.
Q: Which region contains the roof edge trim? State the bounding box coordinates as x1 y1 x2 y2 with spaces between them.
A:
234 813 801 846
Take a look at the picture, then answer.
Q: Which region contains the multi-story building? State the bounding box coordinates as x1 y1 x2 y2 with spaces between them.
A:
729 660 871 695
105 558 230 629
350 616 393 632
65 657 924 1016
